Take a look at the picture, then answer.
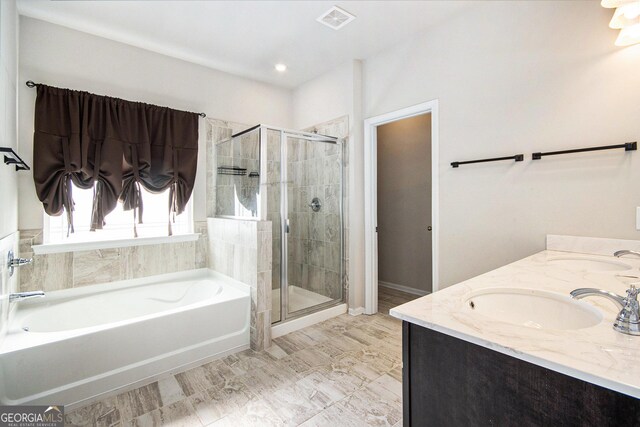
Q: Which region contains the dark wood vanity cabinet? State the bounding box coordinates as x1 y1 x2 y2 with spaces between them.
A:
402 322 640 427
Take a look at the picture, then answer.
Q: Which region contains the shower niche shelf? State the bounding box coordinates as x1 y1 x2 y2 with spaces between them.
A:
217 166 247 176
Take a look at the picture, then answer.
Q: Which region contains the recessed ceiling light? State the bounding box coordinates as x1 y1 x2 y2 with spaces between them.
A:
275 63 287 72
317 6 356 31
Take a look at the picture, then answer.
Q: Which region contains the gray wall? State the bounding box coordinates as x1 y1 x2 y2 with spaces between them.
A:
377 114 432 293
363 1 640 289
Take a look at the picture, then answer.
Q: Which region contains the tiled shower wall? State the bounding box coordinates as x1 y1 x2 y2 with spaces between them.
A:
215 130 260 218
206 119 255 218
286 136 343 300
304 116 350 303
207 217 272 351
264 123 349 305
18 221 209 292
206 117 348 331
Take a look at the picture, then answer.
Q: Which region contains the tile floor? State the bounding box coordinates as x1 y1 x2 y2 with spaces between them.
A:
376 286 420 316
65 287 417 427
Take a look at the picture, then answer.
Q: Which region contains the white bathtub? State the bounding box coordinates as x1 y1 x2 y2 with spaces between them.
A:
0 269 250 408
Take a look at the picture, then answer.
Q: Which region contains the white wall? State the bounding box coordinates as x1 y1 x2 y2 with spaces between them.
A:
363 1 640 288
0 0 19 239
292 61 354 131
0 0 19 347
18 17 293 230
292 60 366 310
17 1 640 312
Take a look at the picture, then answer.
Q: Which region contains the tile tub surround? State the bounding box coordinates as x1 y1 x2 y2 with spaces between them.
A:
64 307 408 426
207 217 272 351
390 247 640 399
17 223 209 292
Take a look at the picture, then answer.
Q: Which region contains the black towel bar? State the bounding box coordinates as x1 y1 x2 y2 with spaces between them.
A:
451 154 524 168
532 142 637 160
0 147 30 171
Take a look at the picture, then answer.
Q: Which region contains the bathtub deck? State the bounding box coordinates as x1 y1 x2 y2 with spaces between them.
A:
65 287 418 426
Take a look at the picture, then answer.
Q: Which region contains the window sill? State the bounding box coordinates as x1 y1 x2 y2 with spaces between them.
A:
32 233 201 255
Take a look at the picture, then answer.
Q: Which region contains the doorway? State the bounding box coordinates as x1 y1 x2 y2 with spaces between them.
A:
363 100 439 315
377 113 432 303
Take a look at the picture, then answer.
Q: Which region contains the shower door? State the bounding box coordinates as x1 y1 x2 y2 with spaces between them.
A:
273 132 343 323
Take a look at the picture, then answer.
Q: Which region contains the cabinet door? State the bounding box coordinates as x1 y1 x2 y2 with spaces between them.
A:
403 322 640 427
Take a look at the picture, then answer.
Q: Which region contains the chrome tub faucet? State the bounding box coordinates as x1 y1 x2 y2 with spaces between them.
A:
7 250 33 277
571 281 640 336
6 250 41 303
9 291 45 303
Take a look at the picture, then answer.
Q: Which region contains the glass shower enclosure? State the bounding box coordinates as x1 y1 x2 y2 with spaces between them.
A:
214 125 343 324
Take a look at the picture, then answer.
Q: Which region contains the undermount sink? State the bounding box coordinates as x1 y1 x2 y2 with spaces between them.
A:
464 288 603 330
545 257 631 272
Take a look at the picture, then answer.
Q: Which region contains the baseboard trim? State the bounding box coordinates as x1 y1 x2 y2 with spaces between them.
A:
348 306 365 316
379 280 429 296
271 303 347 339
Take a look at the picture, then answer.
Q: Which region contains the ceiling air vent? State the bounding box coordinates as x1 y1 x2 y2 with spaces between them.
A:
316 6 356 30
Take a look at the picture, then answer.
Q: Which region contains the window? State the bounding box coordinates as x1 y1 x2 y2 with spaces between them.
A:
45 182 192 244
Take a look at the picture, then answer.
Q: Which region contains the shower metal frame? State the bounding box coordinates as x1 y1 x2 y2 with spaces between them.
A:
277 127 344 324
218 124 344 325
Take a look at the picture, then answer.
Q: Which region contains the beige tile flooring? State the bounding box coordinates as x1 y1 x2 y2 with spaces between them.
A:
377 286 419 316
65 287 417 427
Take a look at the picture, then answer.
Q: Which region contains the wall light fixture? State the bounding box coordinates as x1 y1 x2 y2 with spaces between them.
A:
602 0 640 46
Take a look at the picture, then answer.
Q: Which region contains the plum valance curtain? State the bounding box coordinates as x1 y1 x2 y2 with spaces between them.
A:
32 84 199 236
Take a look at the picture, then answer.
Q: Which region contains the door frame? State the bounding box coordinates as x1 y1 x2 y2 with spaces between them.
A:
363 100 439 315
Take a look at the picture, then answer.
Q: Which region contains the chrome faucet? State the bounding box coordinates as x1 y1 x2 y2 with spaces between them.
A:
614 250 640 258
7 250 33 277
9 291 45 303
571 284 640 336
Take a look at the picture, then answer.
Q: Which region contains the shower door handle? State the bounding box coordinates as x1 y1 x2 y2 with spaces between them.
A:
286 218 290 233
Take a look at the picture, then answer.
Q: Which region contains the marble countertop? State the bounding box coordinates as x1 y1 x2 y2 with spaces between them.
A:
390 236 640 399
